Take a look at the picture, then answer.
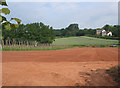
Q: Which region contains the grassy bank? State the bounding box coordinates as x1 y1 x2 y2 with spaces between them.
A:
2 45 73 51
2 36 119 51
53 36 118 46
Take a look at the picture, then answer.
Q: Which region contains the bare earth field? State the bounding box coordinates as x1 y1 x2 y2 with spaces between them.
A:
2 47 118 86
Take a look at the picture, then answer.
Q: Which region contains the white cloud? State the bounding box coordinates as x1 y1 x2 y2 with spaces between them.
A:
6 2 118 29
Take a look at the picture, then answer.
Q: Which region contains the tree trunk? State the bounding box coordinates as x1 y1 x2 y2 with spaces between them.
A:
27 41 29 47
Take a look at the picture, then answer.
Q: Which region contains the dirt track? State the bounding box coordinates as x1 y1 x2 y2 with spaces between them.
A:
2 47 118 86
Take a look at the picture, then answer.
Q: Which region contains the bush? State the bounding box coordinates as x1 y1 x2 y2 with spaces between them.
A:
106 65 120 83
88 35 119 40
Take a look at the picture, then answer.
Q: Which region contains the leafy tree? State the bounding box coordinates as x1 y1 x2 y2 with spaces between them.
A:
0 0 21 30
67 24 79 31
76 30 85 36
2 22 55 44
103 24 110 31
103 24 119 37
56 23 79 37
53 24 119 38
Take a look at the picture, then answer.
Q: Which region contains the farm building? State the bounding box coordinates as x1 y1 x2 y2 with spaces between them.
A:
96 30 102 35
96 29 112 36
102 29 107 36
107 31 112 36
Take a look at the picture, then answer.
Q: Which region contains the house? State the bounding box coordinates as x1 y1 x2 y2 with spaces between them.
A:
96 29 112 36
96 30 102 35
102 29 106 36
107 31 112 36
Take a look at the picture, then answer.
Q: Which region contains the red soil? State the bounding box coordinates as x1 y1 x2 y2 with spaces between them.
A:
2 47 118 86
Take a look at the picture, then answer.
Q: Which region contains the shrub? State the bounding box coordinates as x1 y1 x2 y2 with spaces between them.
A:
106 65 120 83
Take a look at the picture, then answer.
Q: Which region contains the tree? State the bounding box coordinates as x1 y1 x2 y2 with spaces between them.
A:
76 30 85 36
103 24 119 37
58 24 79 36
0 0 21 30
2 22 55 44
103 24 110 31
67 24 79 31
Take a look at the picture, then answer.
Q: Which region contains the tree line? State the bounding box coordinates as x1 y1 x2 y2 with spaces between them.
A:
54 24 119 38
2 22 119 46
2 22 55 45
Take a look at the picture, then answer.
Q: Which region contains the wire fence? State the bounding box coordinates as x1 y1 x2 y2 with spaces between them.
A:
1 39 71 51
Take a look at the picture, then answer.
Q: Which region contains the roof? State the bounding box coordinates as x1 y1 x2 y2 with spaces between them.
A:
97 30 102 31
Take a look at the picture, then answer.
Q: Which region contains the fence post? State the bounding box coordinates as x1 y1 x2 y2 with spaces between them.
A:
27 41 29 47
2 39 4 47
19 41 20 46
5 40 7 49
13 39 14 46
24 41 26 47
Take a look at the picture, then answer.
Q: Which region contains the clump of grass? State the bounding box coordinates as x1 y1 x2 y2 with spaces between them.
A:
99 45 106 47
106 65 120 83
72 45 87 47
2 45 73 51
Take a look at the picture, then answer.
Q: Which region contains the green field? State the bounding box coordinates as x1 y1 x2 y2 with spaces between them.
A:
2 45 72 51
2 36 119 51
53 36 118 47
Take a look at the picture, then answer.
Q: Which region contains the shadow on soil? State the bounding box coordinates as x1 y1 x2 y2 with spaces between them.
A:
76 65 119 87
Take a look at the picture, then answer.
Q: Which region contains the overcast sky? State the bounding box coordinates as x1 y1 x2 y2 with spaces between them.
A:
6 1 118 29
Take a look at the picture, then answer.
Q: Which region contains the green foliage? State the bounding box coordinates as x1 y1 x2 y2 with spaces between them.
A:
0 0 21 30
0 16 2 22
0 16 7 22
83 28 96 36
2 45 72 51
67 24 79 31
76 30 85 36
10 24 19 29
88 35 119 40
2 22 55 44
0 8 10 15
4 22 11 30
103 24 119 37
54 24 119 38
2 22 19 30
106 65 120 83
11 18 21 24
103 24 110 31
0 0 8 6
54 23 79 37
